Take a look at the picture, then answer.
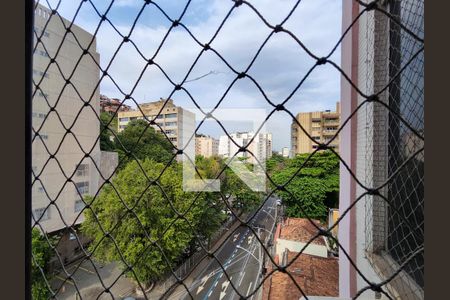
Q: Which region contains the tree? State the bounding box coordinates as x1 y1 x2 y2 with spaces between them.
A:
270 151 339 220
31 228 53 300
81 159 211 285
266 153 288 174
99 112 117 151
222 163 263 214
114 120 174 167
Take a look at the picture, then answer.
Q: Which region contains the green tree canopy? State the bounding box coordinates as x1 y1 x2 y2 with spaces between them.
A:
99 112 117 152
114 120 174 167
81 159 212 284
270 151 339 220
31 228 53 300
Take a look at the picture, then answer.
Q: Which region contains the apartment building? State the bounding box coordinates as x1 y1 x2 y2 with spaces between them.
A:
337 1 424 300
218 131 273 164
291 102 341 155
117 98 195 150
33 4 116 262
195 134 219 157
281 147 290 158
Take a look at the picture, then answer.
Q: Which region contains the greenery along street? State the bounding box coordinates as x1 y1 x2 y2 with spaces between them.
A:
83 117 339 286
268 151 339 221
32 228 54 300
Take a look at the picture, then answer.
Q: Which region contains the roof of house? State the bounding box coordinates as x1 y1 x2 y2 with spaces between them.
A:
278 217 326 246
268 250 339 300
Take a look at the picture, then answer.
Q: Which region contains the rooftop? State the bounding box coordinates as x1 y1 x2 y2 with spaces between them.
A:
278 218 326 246
268 250 339 300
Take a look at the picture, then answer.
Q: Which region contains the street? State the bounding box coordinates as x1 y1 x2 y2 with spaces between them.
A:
176 196 278 300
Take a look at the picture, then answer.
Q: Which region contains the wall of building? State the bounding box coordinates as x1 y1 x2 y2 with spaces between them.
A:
275 238 328 259
33 4 101 233
218 132 272 164
117 99 195 153
195 136 219 157
291 104 340 155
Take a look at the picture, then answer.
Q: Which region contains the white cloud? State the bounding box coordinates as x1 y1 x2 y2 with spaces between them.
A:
51 0 342 150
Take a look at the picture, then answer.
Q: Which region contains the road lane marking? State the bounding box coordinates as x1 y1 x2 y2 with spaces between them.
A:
201 232 248 300
196 286 205 294
247 282 253 296
222 280 230 291
56 275 74 286
220 291 227 300
79 266 96 275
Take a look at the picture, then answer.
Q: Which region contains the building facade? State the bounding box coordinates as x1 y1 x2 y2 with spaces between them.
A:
195 135 219 157
218 131 273 164
281 147 290 158
291 102 341 155
33 4 102 233
33 4 119 263
338 1 424 300
117 98 195 150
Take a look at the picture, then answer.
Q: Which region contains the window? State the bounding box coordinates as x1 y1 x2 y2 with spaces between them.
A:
130 117 137 120
169 137 177 142
165 121 177 127
156 114 165 119
312 136 320 141
165 113 177 119
119 117 129 122
363 0 424 297
35 27 50 38
75 181 89 195
386 0 424 289
38 50 49 57
33 133 48 140
38 90 49 98
33 69 49 78
311 118 321 123
32 112 46 119
76 164 89 176
165 129 176 135
33 207 50 221
74 199 85 213
324 118 338 123
119 125 126 129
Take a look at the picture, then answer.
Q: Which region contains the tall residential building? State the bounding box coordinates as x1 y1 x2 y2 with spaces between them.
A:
117 98 195 150
281 147 290 158
218 131 272 164
33 4 115 261
195 134 219 157
338 1 424 299
291 102 341 155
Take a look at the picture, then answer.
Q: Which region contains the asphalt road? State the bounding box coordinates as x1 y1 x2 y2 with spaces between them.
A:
181 196 278 300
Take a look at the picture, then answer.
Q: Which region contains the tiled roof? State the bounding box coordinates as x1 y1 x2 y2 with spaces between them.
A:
268 250 339 300
279 217 326 246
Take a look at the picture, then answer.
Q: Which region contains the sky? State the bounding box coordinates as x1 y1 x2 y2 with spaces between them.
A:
42 0 342 152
